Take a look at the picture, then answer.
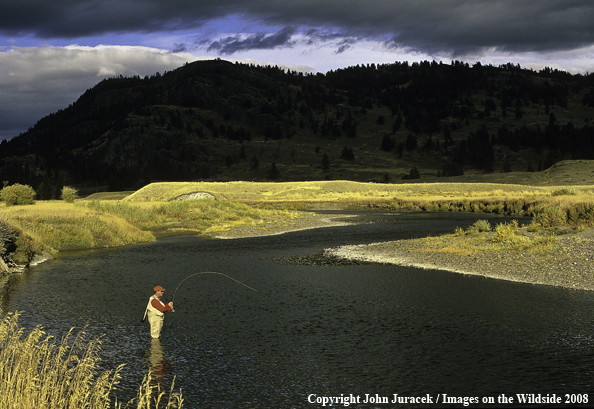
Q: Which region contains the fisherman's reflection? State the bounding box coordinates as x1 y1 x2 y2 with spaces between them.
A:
148 338 172 392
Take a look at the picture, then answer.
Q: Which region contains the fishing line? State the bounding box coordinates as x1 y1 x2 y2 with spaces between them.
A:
171 271 257 307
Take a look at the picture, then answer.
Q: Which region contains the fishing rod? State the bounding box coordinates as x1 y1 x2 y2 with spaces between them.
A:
170 271 257 311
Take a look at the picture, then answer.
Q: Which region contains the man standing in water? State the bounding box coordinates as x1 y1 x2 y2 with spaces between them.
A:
146 285 174 339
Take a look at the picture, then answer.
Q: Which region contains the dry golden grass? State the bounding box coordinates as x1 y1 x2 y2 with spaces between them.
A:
3 201 154 251
0 310 183 408
3 160 594 258
420 220 558 256
125 180 559 203
1 198 301 257
122 160 594 204
122 180 594 220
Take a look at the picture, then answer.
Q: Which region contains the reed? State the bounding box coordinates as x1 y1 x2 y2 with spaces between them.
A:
0 309 183 408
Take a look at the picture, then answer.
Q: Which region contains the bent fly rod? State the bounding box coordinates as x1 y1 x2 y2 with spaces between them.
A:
170 271 257 311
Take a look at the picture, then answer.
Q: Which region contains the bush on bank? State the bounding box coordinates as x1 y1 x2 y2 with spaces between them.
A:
61 186 79 203
1 184 36 206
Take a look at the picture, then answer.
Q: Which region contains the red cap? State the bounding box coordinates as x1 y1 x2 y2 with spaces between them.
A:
154 285 166 292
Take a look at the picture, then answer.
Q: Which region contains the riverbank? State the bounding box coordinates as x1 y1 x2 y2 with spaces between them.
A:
209 211 355 238
210 211 594 292
325 227 594 291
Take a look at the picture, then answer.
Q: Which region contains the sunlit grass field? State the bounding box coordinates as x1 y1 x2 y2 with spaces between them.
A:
124 179 594 205
1 198 301 259
3 160 594 260
3 201 153 253
122 160 594 205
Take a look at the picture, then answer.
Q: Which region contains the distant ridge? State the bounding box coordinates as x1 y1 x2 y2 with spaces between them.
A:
0 59 593 197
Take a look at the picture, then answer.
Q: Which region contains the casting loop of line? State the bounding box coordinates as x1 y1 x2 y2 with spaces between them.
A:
171 271 258 306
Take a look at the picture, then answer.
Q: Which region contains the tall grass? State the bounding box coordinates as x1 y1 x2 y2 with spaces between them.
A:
3 182 594 259
83 199 289 234
0 198 299 260
0 310 182 408
3 201 154 252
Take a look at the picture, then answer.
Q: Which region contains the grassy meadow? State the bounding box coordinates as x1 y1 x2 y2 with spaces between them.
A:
2 160 594 263
1 197 302 262
123 178 594 219
125 160 594 208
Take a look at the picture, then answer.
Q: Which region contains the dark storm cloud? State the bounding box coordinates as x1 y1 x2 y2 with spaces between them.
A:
2 0 594 57
207 27 297 54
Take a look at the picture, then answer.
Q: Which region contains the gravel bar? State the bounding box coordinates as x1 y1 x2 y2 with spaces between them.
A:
326 228 594 291
212 212 594 291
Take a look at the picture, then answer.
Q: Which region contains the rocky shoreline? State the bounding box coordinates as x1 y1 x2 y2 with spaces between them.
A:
325 228 594 291
215 212 594 292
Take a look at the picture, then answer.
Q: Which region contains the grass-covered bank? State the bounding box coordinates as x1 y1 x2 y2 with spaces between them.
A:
125 180 594 230
124 179 594 221
0 198 304 266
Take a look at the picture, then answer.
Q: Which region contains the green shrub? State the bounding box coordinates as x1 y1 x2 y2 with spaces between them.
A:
467 219 492 234
552 189 575 196
492 204 505 214
491 220 520 243
61 186 78 203
567 202 594 226
1 184 36 206
422 203 439 212
533 206 567 228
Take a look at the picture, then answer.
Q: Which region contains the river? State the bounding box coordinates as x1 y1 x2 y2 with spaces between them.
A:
1 211 593 408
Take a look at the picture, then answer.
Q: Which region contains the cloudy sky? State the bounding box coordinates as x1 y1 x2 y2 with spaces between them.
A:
1 0 594 140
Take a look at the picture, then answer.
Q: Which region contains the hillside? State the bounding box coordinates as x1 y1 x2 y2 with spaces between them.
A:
1 59 594 196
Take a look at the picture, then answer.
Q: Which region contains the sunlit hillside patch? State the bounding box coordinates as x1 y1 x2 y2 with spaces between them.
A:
123 179 588 205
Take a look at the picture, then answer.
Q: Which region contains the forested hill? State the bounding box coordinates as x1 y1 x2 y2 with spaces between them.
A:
1 59 594 197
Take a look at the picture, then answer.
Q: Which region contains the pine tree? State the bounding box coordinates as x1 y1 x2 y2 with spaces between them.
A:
268 162 279 179
321 153 330 171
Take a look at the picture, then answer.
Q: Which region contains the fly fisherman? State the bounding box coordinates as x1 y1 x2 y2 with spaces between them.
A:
145 285 174 339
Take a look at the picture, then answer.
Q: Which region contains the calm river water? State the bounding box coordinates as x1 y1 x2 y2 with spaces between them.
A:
2 212 594 408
